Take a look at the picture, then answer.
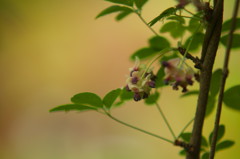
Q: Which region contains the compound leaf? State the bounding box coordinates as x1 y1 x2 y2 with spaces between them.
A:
222 18 240 32
96 5 133 19
148 36 170 50
131 47 158 60
209 125 225 144
220 34 240 49
105 0 134 6
144 92 160 105
210 69 222 97
148 7 178 26
134 0 148 10
180 90 199 98
49 104 97 112
184 32 204 52
115 8 133 21
223 85 240 110
71 92 103 108
216 140 235 151
160 21 186 38
103 88 121 109
201 152 209 159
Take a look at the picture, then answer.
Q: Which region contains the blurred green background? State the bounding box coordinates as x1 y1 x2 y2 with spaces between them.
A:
0 0 239 159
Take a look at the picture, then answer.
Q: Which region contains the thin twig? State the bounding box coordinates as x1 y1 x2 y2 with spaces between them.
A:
177 47 202 69
105 112 174 144
177 117 195 139
135 12 159 36
209 0 239 159
155 102 177 140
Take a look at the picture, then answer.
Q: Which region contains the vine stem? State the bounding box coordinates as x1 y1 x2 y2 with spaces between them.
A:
135 11 159 36
183 8 201 18
105 112 174 144
209 0 240 158
177 117 195 139
155 102 177 140
141 48 173 79
178 23 202 68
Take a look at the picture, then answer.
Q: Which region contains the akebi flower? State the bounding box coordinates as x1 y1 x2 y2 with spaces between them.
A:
125 57 156 102
162 58 195 92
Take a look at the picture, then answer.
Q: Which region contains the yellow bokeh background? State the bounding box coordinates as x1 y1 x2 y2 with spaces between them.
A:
1 0 239 159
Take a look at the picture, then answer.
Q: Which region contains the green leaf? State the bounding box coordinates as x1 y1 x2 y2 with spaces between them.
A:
209 125 225 144
105 0 133 7
179 149 186 156
201 136 208 147
120 88 134 101
161 53 179 61
187 17 204 33
144 92 160 105
180 132 207 147
210 69 222 97
201 152 209 159
49 104 97 112
134 0 148 10
148 36 170 50
148 7 178 26
180 132 191 142
222 18 240 32
115 8 133 21
71 92 103 108
220 34 240 49
131 47 158 60
180 90 199 98
216 140 235 151
160 21 186 38
167 15 185 24
103 88 121 109
96 5 133 19
155 66 165 88
184 32 204 52
205 96 215 118
223 85 240 110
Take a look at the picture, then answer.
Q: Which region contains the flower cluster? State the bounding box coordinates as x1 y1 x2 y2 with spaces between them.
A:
162 58 195 92
125 58 156 101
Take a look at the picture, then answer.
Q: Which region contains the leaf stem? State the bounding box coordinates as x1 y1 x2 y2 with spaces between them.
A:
177 117 195 139
135 11 159 36
155 102 177 140
183 8 200 18
105 112 174 144
209 0 239 158
175 14 201 20
141 48 173 79
178 23 202 68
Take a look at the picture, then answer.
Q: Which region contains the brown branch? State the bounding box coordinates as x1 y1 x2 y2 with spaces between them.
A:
177 47 202 69
174 140 194 153
209 0 240 158
186 0 224 159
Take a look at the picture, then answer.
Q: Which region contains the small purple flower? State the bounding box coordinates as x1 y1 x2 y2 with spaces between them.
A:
142 92 149 99
134 93 142 101
125 57 156 101
162 58 195 93
148 81 156 88
131 76 139 84
125 85 131 91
